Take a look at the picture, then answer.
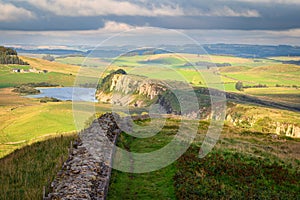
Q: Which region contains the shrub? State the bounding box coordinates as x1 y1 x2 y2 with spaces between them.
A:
235 81 244 91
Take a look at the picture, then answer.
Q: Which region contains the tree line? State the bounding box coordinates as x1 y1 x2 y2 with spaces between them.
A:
0 46 29 65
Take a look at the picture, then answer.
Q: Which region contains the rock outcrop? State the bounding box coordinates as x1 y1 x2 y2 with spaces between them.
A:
97 73 167 107
275 122 300 138
225 106 300 138
44 113 121 200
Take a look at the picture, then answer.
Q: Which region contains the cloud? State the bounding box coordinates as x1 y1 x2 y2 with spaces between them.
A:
0 21 139 36
101 21 135 32
20 0 259 18
227 0 300 4
266 28 300 37
2 27 300 46
23 0 184 17
0 2 35 22
190 6 260 17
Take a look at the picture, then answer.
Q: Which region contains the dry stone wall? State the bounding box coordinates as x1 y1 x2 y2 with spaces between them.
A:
44 113 122 200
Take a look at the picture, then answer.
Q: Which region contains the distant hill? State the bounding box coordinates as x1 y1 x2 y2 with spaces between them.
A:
0 46 29 65
202 44 300 58
13 44 300 58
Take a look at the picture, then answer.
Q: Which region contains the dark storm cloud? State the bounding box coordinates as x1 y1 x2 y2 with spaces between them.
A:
0 0 299 31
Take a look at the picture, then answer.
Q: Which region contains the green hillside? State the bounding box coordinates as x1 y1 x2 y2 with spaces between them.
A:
108 118 300 199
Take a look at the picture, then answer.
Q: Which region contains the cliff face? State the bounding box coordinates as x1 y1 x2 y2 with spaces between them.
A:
225 105 300 138
110 74 166 99
275 123 300 138
97 73 167 107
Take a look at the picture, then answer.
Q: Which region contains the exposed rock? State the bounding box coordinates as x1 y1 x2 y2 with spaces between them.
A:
225 108 300 138
274 122 300 138
44 113 121 200
97 73 167 107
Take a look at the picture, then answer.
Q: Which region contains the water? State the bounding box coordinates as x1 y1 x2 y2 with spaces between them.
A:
26 87 97 102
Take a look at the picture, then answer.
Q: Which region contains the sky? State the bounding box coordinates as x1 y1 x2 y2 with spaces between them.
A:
0 0 300 47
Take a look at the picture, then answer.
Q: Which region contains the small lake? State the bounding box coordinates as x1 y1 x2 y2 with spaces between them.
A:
26 87 97 102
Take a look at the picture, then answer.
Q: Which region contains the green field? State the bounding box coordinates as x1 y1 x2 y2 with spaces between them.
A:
0 68 75 88
56 54 300 91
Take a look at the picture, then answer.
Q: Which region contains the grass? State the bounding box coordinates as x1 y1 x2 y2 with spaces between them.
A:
0 88 113 158
244 87 300 107
0 64 76 87
108 118 300 200
224 103 300 138
60 54 299 93
19 56 79 75
268 56 300 61
0 134 77 200
56 56 109 67
175 146 300 199
108 118 180 199
1 52 300 199
220 64 300 87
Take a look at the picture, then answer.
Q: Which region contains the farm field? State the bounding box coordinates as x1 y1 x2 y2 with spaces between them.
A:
57 54 299 85
244 87 300 108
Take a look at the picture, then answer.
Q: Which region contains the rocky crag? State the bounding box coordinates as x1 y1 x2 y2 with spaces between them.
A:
96 70 300 138
97 72 167 108
44 113 122 200
225 104 300 138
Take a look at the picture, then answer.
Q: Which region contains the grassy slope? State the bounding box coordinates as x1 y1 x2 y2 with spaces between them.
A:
108 118 300 200
0 92 76 157
0 56 80 87
55 56 109 67
0 66 75 88
0 134 76 200
0 88 113 158
19 56 79 74
244 87 300 107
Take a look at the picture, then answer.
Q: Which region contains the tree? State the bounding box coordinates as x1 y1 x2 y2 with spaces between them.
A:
42 54 55 62
235 81 244 91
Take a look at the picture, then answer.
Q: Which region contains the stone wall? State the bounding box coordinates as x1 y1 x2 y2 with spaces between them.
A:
44 113 121 200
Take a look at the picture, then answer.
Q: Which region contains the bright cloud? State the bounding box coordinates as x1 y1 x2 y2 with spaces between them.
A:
23 0 184 17
0 2 35 22
101 21 135 32
191 6 260 17
228 0 300 4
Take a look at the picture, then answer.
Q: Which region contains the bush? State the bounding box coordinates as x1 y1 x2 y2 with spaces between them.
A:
235 81 244 91
12 86 40 95
42 54 55 62
40 97 61 103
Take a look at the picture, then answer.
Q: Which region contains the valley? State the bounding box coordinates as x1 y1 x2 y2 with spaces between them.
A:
0 46 299 199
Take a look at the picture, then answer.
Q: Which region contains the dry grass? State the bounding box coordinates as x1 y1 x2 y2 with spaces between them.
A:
0 88 37 107
20 56 80 75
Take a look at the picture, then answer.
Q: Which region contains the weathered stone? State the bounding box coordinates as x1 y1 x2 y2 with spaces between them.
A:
44 113 120 200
